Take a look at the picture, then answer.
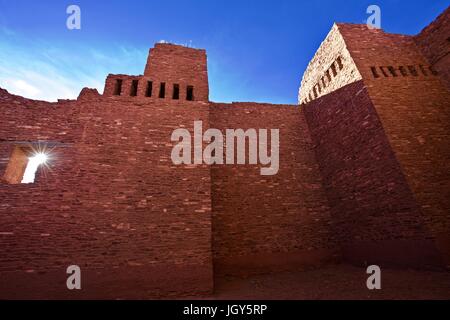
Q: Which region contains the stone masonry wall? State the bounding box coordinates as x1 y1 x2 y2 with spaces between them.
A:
298 24 362 105
1 7 449 299
414 7 450 89
0 94 213 297
303 80 443 268
209 102 338 276
338 23 450 265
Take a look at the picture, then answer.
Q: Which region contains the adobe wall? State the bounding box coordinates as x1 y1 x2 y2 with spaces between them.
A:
303 80 443 268
209 102 338 276
338 24 450 265
0 94 213 298
414 7 450 89
298 24 362 104
104 43 209 103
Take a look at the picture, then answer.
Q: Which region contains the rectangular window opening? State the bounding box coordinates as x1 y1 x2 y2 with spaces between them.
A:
336 56 344 70
330 63 337 77
113 79 123 96
408 65 418 76
186 85 194 101
172 84 180 100
326 70 332 82
145 81 153 97
387 66 398 77
419 65 428 76
2 145 49 184
159 82 166 98
371 67 380 78
130 79 139 96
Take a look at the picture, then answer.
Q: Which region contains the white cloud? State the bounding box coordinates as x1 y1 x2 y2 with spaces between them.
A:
0 27 147 102
5 79 41 98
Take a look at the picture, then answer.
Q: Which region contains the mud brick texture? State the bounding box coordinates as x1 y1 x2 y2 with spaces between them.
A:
209 102 337 275
0 7 449 299
304 81 443 268
414 8 450 89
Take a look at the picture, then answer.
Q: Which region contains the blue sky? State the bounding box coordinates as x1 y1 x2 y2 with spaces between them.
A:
0 0 448 103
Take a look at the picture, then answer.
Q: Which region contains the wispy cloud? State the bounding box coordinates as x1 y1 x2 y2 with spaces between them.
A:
0 27 147 102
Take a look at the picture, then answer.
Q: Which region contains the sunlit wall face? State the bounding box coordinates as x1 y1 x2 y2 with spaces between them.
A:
21 153 48 184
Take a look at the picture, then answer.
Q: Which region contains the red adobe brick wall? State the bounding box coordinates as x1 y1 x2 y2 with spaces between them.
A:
338 24 450 265
414 6 450 89
209 102 338 276
303 80 443 268
144 43 209 101
0 90 213 297
103 44 209 103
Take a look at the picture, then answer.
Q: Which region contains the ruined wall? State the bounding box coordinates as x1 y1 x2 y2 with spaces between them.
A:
414 7 450 89
0 44 214 298
303 81 443 268
338 24 450 265
298 24 362 104
209 102 338 276
1 7 449 299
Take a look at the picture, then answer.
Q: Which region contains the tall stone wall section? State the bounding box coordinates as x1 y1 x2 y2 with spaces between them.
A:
0 46 214 298
209 102 338 275
338 22 450 265
303 81 443 268
414 7 450 89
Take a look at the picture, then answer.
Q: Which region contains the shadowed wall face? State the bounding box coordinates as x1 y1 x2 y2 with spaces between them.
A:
303 81 443 268
337 19 450 265
414 8 450 89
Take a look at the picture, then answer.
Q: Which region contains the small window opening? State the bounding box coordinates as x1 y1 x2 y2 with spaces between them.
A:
172 84 180 100
419 65 428 76
408 65 418 76
2 146 49 184
336 56 344 70
145 81 153 97
321 77 326 88
313 87 318 98
130 80 139 96
371 67 380 78
330 63 337 77
159 82 166 98
186 86 194 101
113 79 123 96
325 70 332 82
387 66 398 77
